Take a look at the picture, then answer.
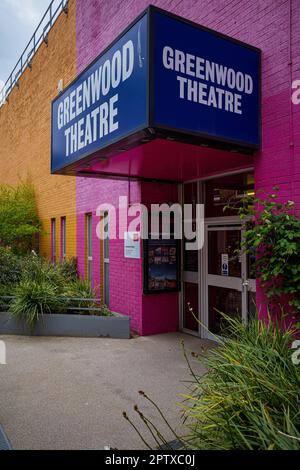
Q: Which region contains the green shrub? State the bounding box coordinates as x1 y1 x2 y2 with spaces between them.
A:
183 315 300 450
9 280 63 329
0 247 23 285
62 278 99 314
0 284 15 297
2 252 109 320
100 304 113 317
61 279 112 316
0 182 41 254
21 255 65 288
124 315 300 450
57 257 78 282
229 189 300 324
0 283 16 310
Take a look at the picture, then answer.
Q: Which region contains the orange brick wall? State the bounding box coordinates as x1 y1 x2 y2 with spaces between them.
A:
0 0 77 260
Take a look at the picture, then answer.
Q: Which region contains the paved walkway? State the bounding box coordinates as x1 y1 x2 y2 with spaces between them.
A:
0 332 212 450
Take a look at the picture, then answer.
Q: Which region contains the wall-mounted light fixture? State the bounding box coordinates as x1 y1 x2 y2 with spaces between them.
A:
57 79 64 94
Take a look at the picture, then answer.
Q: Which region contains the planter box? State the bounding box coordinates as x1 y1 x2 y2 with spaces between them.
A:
0 312 130 339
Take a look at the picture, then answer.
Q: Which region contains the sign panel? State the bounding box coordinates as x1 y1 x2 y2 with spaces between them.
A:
124 232 141 259
153 10 260 148
221 253 229 276
144 239 180 294
51 13 148 173
51 7 261 176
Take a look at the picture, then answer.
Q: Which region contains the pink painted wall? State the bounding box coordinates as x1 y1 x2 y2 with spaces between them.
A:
141 181 180 334
76 0 300 333
76 178 144 333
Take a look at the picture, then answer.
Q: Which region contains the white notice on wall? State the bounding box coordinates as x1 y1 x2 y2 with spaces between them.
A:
124 232 140 259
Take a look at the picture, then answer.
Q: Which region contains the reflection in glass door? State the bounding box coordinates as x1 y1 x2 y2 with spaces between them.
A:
181 172 256 338
207 226 243 334
204 223 256 338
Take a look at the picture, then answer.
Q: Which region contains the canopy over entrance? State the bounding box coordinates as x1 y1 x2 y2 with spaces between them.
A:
60 138 253 182
51 6 260 182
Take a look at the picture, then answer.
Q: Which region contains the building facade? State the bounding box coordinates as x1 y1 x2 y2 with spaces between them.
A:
0 0 299 337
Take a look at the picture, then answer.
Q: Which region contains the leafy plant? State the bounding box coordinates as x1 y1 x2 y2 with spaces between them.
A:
100 304 113 317
57 257 78 282
0 247 23 285
227 189 300 325
0 283 16 310
9 280 63 329
62 278 99 314
1 252 109 319
124 314 300 450
0 182 41 254
183 314 300 450
20 254 65 288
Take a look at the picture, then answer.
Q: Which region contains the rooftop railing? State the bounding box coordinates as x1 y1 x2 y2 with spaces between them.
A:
0 0 68 107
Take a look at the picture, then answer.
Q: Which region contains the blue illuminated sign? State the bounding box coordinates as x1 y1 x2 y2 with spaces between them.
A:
152 10 260 148
51 13 148 173
51 7 260 175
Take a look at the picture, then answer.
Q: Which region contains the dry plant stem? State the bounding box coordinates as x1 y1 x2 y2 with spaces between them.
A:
122 412 152 450
139 391 181 443
134 406 168 448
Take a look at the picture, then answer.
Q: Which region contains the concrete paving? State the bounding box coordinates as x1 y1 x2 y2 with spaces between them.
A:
0 332 212 450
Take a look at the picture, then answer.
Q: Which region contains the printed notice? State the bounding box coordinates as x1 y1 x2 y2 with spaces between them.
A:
221 253 229 276
124 232 140 259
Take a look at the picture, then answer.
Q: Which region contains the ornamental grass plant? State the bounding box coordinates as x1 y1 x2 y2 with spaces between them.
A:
9 280 63 330
5 254 111 328
124 314 300 450
183 314 300 450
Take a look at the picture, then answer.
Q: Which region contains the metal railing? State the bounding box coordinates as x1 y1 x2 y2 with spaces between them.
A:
0 295 108 315
0 0 68 107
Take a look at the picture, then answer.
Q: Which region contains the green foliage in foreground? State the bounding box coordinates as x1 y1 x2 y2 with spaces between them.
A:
5 254 112 328
62 278 100 312
0 182 41 254
9 280 62 330
233 189 300 323
183 315 300 450
124 315 300 450
0 247 23 285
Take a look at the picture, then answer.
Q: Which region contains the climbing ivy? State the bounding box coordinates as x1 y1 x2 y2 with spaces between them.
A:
229 189 300 325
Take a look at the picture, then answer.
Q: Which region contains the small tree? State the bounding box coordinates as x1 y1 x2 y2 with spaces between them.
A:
234 189 300 326
0 182 41 254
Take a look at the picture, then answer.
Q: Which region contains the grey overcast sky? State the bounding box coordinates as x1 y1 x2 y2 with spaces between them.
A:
0 0 51 90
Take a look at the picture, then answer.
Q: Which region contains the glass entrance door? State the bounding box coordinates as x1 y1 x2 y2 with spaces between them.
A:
203 223 256 339
181 172 256 338
181 182 200 334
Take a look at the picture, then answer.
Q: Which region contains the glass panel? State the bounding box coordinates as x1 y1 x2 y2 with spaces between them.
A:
61 217 66 260
88 260 93 284
248 291 256 319
183 183 198 272
208 286 242 334
104 263 109 306
51 218 56 264
102 212 109 306
88 216 93 257
104 212 109 259
208 229 241 277
86 214 93 283
183 282 199 332
183 248 198 272
205 172 254 218
247 247 256 280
